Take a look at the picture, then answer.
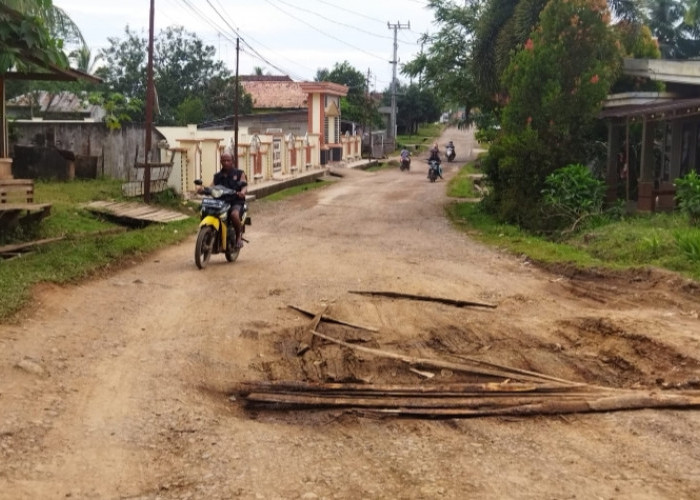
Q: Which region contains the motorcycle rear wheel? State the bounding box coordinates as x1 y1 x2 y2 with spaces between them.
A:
195 226 215 269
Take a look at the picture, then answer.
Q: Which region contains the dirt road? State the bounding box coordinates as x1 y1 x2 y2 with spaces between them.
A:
1 127 699 499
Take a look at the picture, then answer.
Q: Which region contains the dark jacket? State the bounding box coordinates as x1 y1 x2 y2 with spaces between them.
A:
214 168 245 192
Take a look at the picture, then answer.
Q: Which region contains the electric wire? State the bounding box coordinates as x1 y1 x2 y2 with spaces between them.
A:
262 0 389 63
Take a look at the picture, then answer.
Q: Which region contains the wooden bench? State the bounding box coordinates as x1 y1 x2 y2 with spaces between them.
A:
1 179 36 204
0 179 52 233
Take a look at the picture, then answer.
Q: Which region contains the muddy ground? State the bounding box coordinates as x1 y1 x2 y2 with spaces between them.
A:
1 127 699 499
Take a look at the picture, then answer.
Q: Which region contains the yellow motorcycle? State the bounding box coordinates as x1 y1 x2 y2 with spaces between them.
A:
193 180 250 269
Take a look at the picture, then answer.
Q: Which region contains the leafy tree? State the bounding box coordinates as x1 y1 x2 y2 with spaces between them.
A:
483 0 622 230
176 96 205 126
316 60 375 124
643 0 700 58
96 25 251 126
0 1 70 74
472 0 646 111
381 83 441 135
402 0 482 125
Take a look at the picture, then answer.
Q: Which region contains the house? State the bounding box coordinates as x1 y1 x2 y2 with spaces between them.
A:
601 59 700 212
157 77 362 196
6 90 105 121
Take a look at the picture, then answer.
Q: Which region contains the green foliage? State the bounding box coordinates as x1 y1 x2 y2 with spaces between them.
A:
317 61 375 125
447 162 481 198
381 83 442 134
481 127 558 229
472 109 501 143
541 164 605 233
674 230 700 262
501 0 621 144
88 92 143 130
611 22 664 93
483 0 621 232
95 26 252 126
675 171 700 225
402 0 482 123
175 96 205 126
396 122 444 154
447 202 700 282
0 1 69 73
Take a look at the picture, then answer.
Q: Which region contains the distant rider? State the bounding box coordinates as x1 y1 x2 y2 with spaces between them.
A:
400 147 411 168
428 143 443 179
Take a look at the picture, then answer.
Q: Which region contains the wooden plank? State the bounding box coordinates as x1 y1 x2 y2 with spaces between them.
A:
311 330 582 386
349 290 498 309
288 304 379 332
0 236 64 258
85 201 189 224
0 202 51 212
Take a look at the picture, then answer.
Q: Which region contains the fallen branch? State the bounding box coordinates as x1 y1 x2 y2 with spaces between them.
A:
288 304 379 332
311 330 581 386
348 290 497 309
0 236 64 256
233 380 585 396
234 382 700 418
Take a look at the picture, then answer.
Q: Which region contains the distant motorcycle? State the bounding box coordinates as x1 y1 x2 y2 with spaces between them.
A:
193 179 250 269
446 145 456 162
428 160 441 182
400 155 411 171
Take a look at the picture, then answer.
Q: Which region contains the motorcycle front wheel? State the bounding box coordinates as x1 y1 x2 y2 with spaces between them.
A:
195 226 215 269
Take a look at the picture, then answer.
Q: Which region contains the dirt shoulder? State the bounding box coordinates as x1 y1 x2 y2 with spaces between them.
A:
1 127 699 499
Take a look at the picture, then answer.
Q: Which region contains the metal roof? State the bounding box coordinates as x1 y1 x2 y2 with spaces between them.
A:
599 97 700 122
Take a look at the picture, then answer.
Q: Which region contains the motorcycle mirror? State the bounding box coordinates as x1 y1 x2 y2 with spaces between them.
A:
194 179 203 186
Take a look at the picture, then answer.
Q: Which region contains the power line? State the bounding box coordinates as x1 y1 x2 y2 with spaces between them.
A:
309 0 418 45
263 0 388 63
204 0 306 79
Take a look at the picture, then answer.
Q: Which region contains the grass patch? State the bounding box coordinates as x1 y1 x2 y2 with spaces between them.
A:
0 179 197 321
447 163 481 199
446 169 700 281
396 123 444 154
447 201 700 282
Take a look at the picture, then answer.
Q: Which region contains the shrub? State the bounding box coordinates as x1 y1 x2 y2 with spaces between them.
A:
541 163 605 233
675 171 700 226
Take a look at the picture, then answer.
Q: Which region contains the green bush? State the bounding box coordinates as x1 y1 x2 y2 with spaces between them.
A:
675 171 700 225
541 163 605 233
674 230 700 261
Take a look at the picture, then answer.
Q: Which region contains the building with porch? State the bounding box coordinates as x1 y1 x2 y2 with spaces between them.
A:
601 59 700 212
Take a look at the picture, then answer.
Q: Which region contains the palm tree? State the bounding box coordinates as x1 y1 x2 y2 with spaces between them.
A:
5 0 87 57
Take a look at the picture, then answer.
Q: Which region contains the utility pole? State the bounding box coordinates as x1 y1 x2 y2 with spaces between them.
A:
143 0 155 203
366 68 372 158
387 21 409 141
234 38 240 168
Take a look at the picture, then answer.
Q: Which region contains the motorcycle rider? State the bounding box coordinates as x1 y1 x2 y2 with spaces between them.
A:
400 147 411 168
445 140 456 162
201 151 247 249
427 143 443 179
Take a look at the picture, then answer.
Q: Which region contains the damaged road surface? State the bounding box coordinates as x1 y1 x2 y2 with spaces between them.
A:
1 127 700 499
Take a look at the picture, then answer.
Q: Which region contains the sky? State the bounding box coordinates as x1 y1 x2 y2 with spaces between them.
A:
54 0 438 92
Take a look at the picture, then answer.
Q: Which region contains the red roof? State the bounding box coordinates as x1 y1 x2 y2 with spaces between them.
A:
240 76 307 109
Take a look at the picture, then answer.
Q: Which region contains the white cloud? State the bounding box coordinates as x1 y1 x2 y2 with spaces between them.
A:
55 0 433 89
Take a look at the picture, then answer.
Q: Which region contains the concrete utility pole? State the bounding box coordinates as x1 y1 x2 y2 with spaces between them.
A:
387 21 410 140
